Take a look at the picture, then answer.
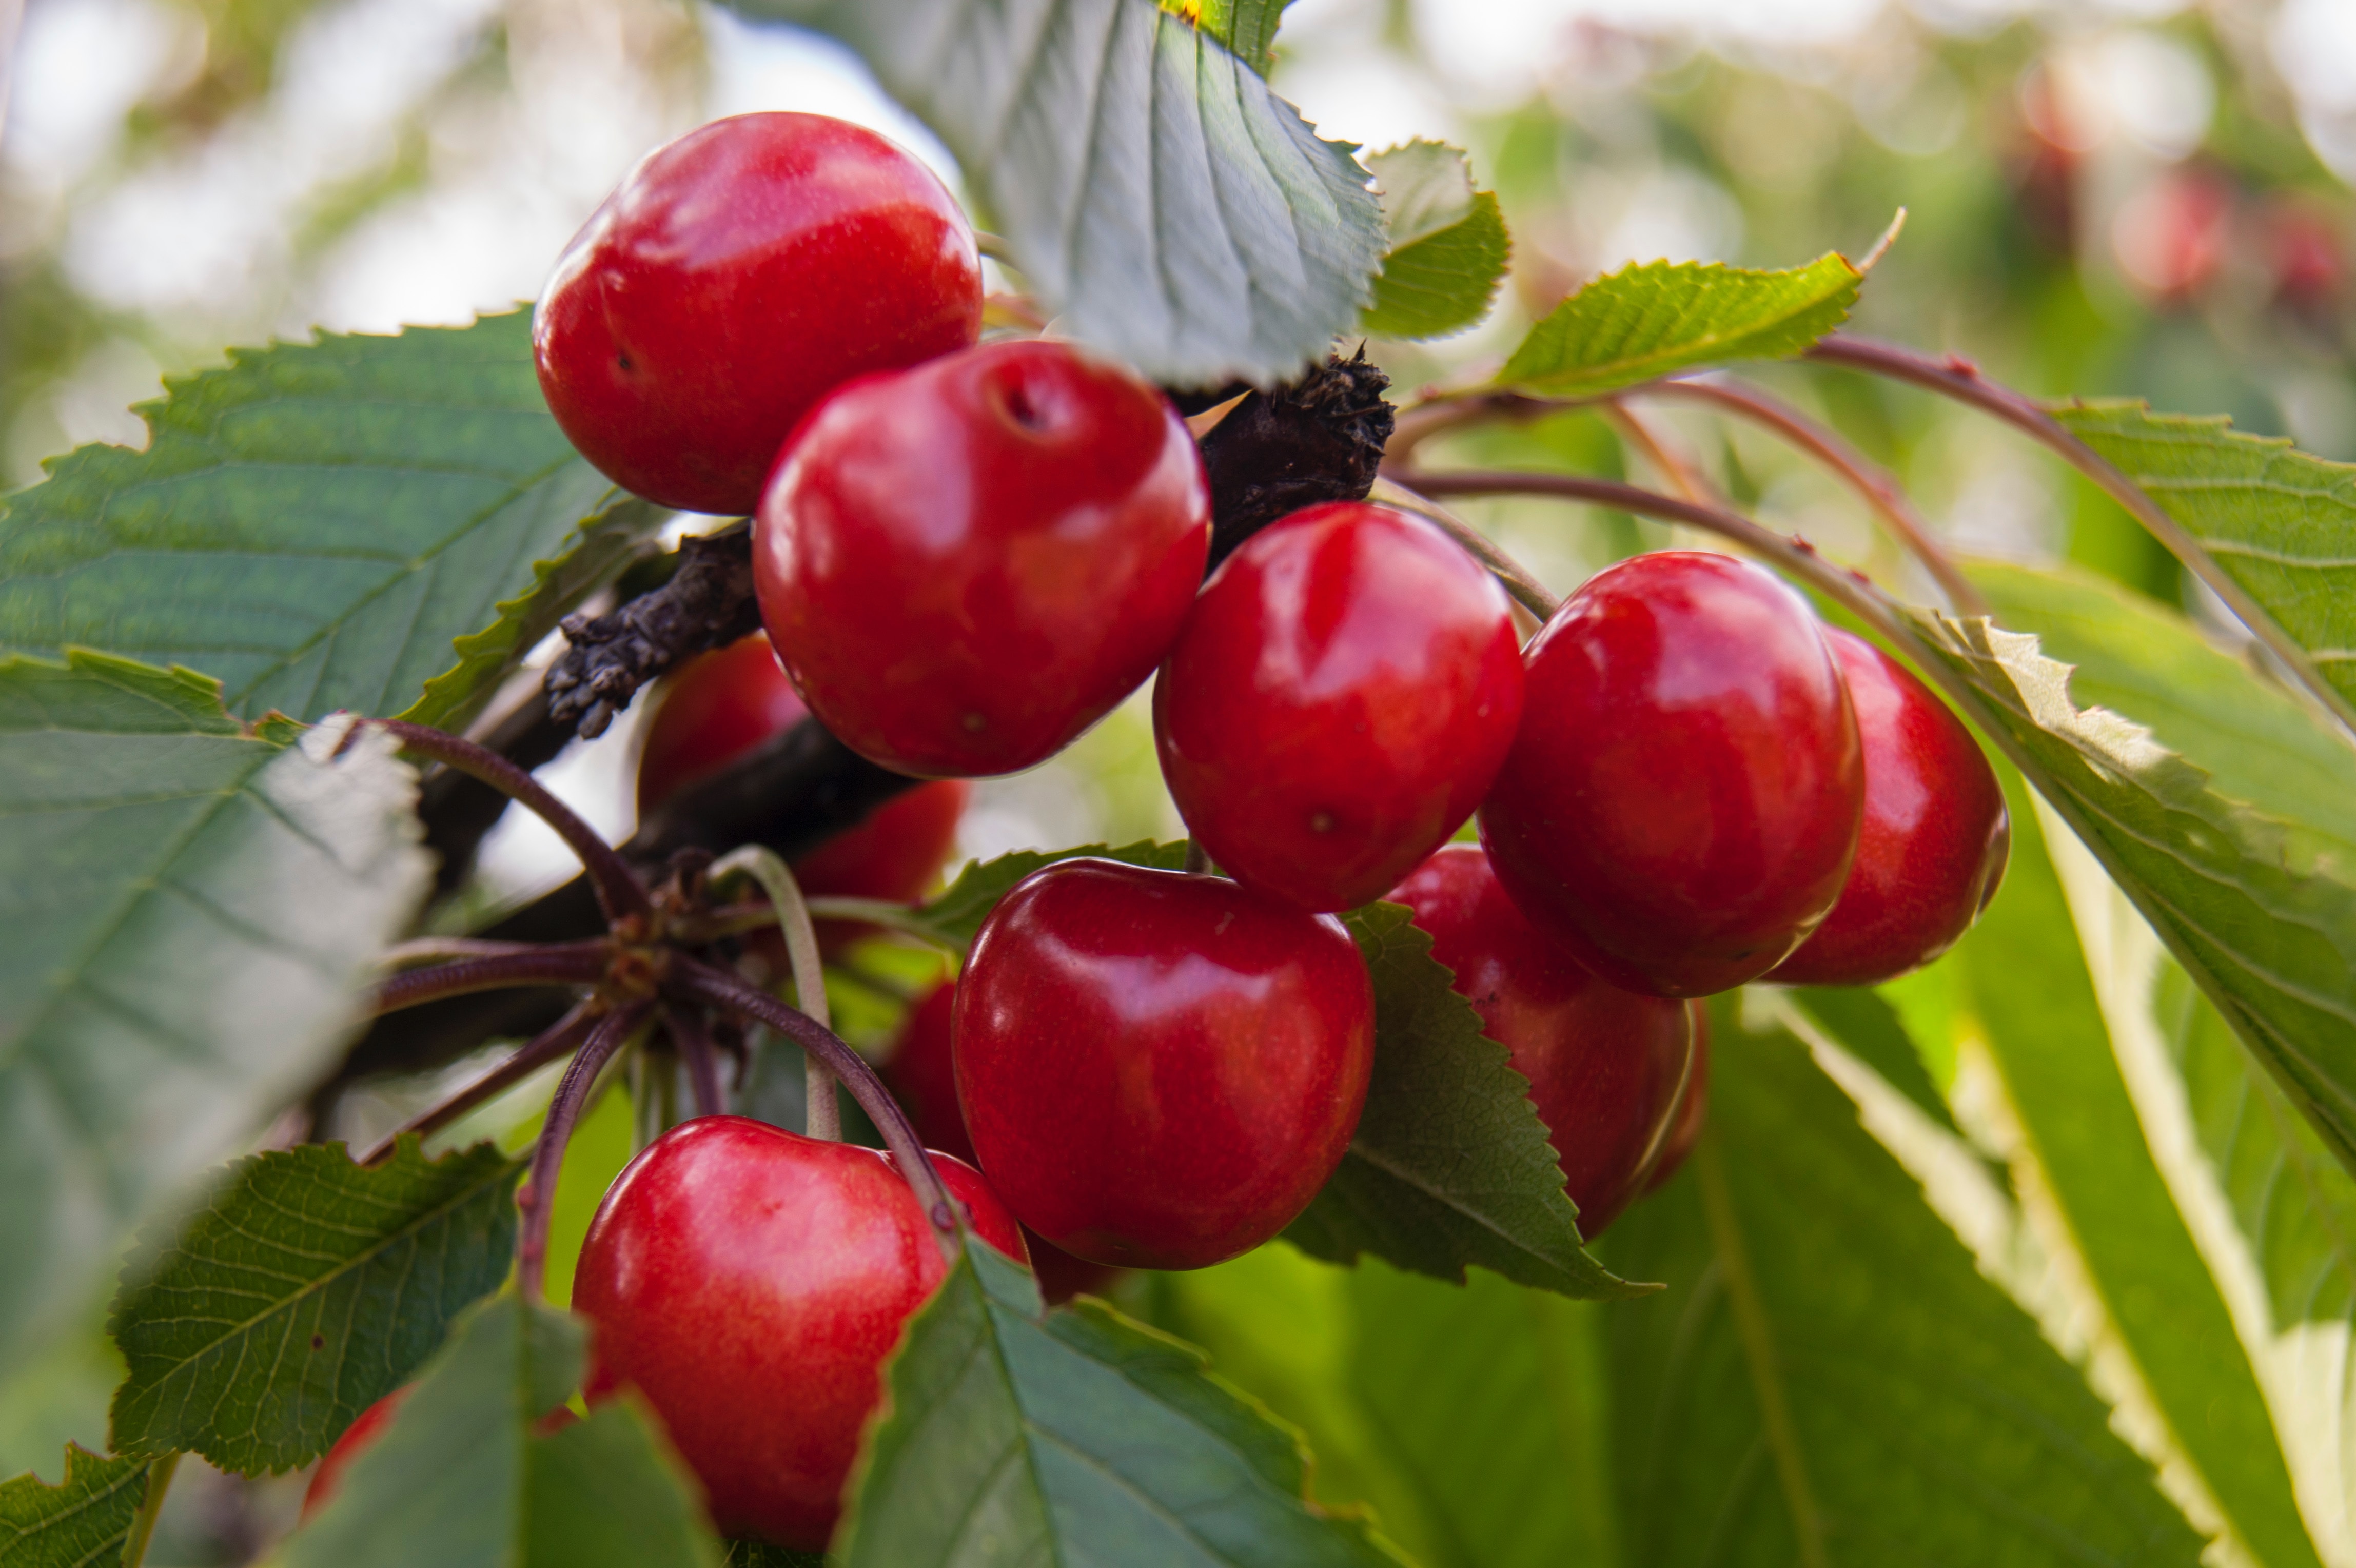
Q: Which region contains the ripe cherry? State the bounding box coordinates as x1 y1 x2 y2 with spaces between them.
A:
954 859 1375 1269
535 112 981 516
302 1386 410 1522
1387 845 1693 1238
1766 630 2009 986
1644 1004 1711 1194
1479 551 1863 998
881 981 1124 1304
573 1116 1024 1551
754 339 1211 778
1154 501 1524 912
636 633 969 944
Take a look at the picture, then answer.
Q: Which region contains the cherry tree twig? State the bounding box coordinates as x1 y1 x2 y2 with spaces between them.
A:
356 1002 599 1167
517 1003 650 1302
367 945 610 1015
369 720 653 925
667 957 963 1260
377 936 577 970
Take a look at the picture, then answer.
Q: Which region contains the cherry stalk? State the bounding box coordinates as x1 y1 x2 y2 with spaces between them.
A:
518 1003 652 1302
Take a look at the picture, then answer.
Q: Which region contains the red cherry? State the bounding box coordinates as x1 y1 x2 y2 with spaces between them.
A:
1766 630 2009 986
535 112 981 516
1386 845 1693 1238
1644 1003 1710 1194
573 1116 1025 1551
635 634 970 928
953 860 1375 1269
1153 501 1524 912
1478 551 1863 998
302 1386 410 1522
881 982 1125 1303
754 340 1211 778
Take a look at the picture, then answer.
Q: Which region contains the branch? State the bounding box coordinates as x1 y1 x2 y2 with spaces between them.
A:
1197 347 1395 569
1805 332 2356 733
668 957 962 1260
371 720 653 927
543 522 762 740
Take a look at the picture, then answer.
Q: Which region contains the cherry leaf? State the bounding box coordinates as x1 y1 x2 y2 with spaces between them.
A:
108 1137 523 1474
0 1445 158 1568
1361 142 1509 341
1284 903 1652 1300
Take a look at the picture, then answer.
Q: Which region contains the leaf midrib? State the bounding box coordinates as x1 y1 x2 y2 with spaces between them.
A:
114 1151 520 1451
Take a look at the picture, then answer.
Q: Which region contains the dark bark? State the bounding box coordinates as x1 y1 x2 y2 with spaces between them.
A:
1199 347 1393 570
543 522 761 739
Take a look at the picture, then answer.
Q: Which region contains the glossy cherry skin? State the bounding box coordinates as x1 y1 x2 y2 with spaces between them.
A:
954 859 1375 1269
1387 845 1693 1238
301 1386 410 1523
573 1116 1025 1551
1766 630 2010 986
535 112 981 515
1479 551 1864 997
636 634 970 932
1154 501 1524 912
882 982 1124 1304
1644 1004 1711 1194
755 339 1211 778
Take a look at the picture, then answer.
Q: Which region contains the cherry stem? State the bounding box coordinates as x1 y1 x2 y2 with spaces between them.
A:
668 1006 727 1119
378 936 575 970
708 847 838 1141
119 1453 179 1568
356 1001 598 1167
367 944 610 1015
1804 332 2356 732
668 956 963 1260
369 720 654 927
1639 376 1987 616
1369 476 1563 620
517 1002 649 1302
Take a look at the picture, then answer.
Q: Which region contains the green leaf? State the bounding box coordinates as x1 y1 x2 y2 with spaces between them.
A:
0 655 430 1369
2050 402 2356 731
1781 986 1957 1134
1164 0 1290 69
1972 558 2356 866
1496 251 1860 398
714 0 1383 387
1955 770 2321 1568
276 1293 717 1568
1284 903 1647 1300
902 840 1190 950
0 312 666 727
1360 142 1509 341
0 1445 154 1568
836 1233 1405 1567
1602 998 2207 1565
1339 1261 1616 1568
1897 604 2356 1185
108 1136 523 1474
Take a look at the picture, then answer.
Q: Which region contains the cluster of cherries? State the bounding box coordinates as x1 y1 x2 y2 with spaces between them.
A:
311 111 2009 1552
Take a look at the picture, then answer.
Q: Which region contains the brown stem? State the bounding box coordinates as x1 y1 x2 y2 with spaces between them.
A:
1804 332 2356 733
367 944 609 1015
668 1007 727 1119
378 936 573 970
667 956 961 1259
356 1002 598 1166
1368 477 1563 620
1640 377 1987 615
517 1003 648 1302
370 720 654 926
1386 389 1558 464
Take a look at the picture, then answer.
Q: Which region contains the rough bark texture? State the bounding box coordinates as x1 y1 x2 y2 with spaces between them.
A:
542 522 761 739
1200 347 1394 570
